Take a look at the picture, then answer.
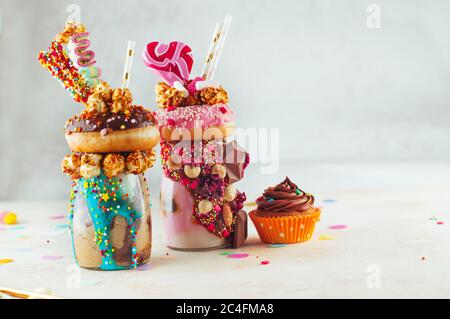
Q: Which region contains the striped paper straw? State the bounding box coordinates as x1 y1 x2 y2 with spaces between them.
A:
201 22 223 79
207 15 232 80
121 40 136 89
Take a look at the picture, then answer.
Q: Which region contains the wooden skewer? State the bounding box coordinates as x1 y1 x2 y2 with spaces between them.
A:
0 287 63 299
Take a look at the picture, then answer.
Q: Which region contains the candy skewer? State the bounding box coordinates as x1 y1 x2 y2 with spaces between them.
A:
201 22 223 79
206 15 232 80
121 40 136 89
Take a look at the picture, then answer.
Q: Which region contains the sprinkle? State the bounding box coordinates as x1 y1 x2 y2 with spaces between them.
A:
219 106 227 114
437 221 444 225
266 198 274 202
421 256 426 261
295 189 301 195
329 224 347 230
227 253 249 259
318 235 335 240
260 260 270 265
100 128 108 136
0 258 14 264
120 124 126 130
219 251 233 255
167 118 176 126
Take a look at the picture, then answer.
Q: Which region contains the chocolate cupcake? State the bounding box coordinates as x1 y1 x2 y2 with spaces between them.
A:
249 177 321 244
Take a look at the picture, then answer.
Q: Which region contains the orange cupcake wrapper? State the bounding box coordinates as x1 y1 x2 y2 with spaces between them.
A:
249 208 321 244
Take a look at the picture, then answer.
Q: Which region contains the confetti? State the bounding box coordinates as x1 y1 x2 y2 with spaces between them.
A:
266 244 287 248
318 235 335 240
219 251 233 255
329 224 347 230
50 215 66 220
42 255 63 260
322 199 336 203
260 260 270 265
227 253 249 259
0 258 14 264
437 221 444 225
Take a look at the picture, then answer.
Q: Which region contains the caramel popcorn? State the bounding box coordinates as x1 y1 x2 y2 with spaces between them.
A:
86 93 106 113
103 154 126 178
111 88 133 113
61 153 81 179
184 92 202 106
55 21 86 44
80 153 102 179
200 87 228 105
94 81 112 101
145 149 157 169
126 151 148 174
155 82 184 108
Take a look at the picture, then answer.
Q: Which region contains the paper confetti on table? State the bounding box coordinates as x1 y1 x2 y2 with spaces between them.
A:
260 260 270 265
328 224 347 230
219 251 233 255
267 244 287 248
227 253 249 259
318 235 335 240
437 221 444 225
42 255 63 260
0 258 14 264
50 214 66 220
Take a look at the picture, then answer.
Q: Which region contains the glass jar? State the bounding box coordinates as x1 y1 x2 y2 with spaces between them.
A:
160 175 231 251
69 172 152 270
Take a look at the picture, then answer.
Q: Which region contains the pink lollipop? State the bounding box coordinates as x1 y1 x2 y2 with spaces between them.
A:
142 41 193 86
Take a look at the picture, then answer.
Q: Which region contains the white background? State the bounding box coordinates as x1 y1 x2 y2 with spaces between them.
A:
1 0 449 200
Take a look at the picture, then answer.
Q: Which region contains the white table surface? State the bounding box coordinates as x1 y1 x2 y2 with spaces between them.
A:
1 163 449 299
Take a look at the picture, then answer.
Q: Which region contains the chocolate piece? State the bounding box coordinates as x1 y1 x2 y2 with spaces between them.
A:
65 106 155 133
232 210 248 248
223 141 249 184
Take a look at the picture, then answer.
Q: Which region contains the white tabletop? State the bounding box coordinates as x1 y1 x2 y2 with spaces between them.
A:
1 163 449 299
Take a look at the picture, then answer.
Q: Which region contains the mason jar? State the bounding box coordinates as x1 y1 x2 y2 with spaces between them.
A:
69 172 152 270
160 175 231 251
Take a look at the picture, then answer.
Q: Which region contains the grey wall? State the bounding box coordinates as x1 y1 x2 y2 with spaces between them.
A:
1 0 450 200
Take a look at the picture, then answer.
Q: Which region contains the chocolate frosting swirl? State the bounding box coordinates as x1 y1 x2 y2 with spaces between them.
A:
256 177 314 212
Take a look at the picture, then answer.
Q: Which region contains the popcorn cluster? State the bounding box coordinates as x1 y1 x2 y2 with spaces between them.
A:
155 81 228 109
62 150 156 179
86 81 133 114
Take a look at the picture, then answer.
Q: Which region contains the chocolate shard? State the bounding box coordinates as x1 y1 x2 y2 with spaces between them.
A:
232 210 248 248
223 141 249 184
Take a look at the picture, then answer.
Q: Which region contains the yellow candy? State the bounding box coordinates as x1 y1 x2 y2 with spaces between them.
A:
4 212 17 225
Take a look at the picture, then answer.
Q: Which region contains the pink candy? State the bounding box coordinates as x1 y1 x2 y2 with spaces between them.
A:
142 41 193 86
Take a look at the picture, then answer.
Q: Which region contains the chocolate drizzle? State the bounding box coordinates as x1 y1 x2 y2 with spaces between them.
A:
65 106 155 133
256 177 314 212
